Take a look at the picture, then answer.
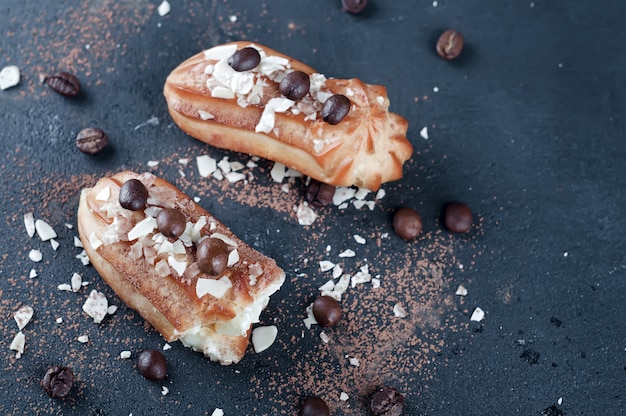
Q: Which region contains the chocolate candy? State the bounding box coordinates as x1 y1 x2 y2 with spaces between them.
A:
43 71 81 97
321 94 351 125
156 208 187 238
119 179 148 211
137 349 167 381
76 127 108 154
41 366 74 399
312 295 341 327
444 202 473 233
197 238 229 276
279 70 310 101
369 387 405 416
305 179 336 207
436 30 464 60
342 0 368 14
392 207 423 240
300 396 330 416
228 47 261 72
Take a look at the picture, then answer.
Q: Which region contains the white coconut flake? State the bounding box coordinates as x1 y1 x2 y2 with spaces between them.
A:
210 233 238 248
82 290 108 323
470 307 485 322
71 273 82 292
251 325 278 353
204 44 238 61
455 285 468 296
50 239 60 251
197 155 217 177
338 249 356 258
74 236 83 247
354 188 370 200
319 280 335 292
127 216 157 241
29 269 37 279
10 331 25 358
420 126 429 140
89 232 103 250
77 250 90 265
371 278 381 288
349 357 360 367
211 409 224 416
296 202 317 226
225 171 246 183
270 162 286 183
24 213 35 237
57 283 72 292
332 264 343 279
319 260 335 272
147 160 160 168
320 331 330 344
56 317 63 324
168 256 187 276
227 249 240 267
35 219 57 241
0 65 20 90
353 235 366 245
95 186 111 201
196 276 232 299
333 187 357 206
107 305 118 315
120 351 132 359
28 249 42 262
157 0 170 16
14 306 34 330
375 189 386 200
340 392 349 401
393 303 407 318
77 335 89 343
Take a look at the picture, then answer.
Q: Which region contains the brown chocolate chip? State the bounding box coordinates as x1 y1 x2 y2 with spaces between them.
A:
119 179 148 211
392 207 423 241
444 202 473 233
300 396 330 416
321 94 351 125
43 71 81 97
342 0 368 14
369 387 405 416
197 238 229 276
312 295 341 327
137 349 167 381
76 127 108 154
228 47 261 72
306 180 336 207
42 366 74 399
156 208 187 238
436 30 464 60
279 70 311 101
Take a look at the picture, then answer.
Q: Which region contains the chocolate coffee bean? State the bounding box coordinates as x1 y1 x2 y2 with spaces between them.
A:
137 349 167 381
312 295 341 327
42 366 74 399
197 238 229 276
369 387 405 416
436 30 464 60
228 47 261 72
119 179 148 211
342 0 368 14
156 208 187 238
444 202 473 233
392 207 423 241
76 127 108 154
300 396 330 416
306 180 336 207
43 71 81 97
321 94 351 125
279 71 310 101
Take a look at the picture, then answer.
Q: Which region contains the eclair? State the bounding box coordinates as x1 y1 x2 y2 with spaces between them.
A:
77 171 285 364
164 41 412 191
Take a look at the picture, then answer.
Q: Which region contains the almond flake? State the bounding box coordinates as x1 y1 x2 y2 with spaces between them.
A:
35 219 57 241
455 285 468 296
147 160 159 168
74 236 83 247
393 303 407 318
120 351 132 359
107 305 118 315
49 239 59 251
303 303 318 329
168 256 187 276
82 290 108 323
157 0 170 16
71 273 82 292
251 325 278 353
338 249 355 258
270 162 286 183
470 307 485 322
225 171 246 183
0 65 20 90
319 260 335 272
332 264 343 279
204 44 238 61
375 189 386 200
420 126 429 140
10 331 25 358
227 249 239 267
127 216 157 241
340 392 349 401
371 278 381 288
161 386 169 396
353 235 366 244
14 306 34 330
318 280 335 292
211 410 224 416
28 249 42 262
197 155 217 177
55 317 63 324
196 276 232 299
24 213 35 237
320 331 330 344
354 188 370 200
333 187 357 206
348 357 360 367
29 269 37 279
57 283 72 292
95 186 111 201
163 343 172 351
77 335 89 343
198 110 215 120
296 202 317 226
89 232 103 250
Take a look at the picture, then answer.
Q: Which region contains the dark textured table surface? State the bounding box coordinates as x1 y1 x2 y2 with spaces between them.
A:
1 1 624 415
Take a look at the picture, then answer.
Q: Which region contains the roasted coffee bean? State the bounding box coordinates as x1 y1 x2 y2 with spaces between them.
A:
228 47 261 72
436 30 464 60
197 238 229 276
279 71 310 101
42 366 74 399
76 127 108 154
156 208 187 238
392 207 423 241
137 349 167 381
444 202 473 233
312 295 341 327
300 396 330 416
306 180 336 207
43 71 81 97
369 387 405 416
342 0 368 14
321 94 351 125
119 179 148 211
